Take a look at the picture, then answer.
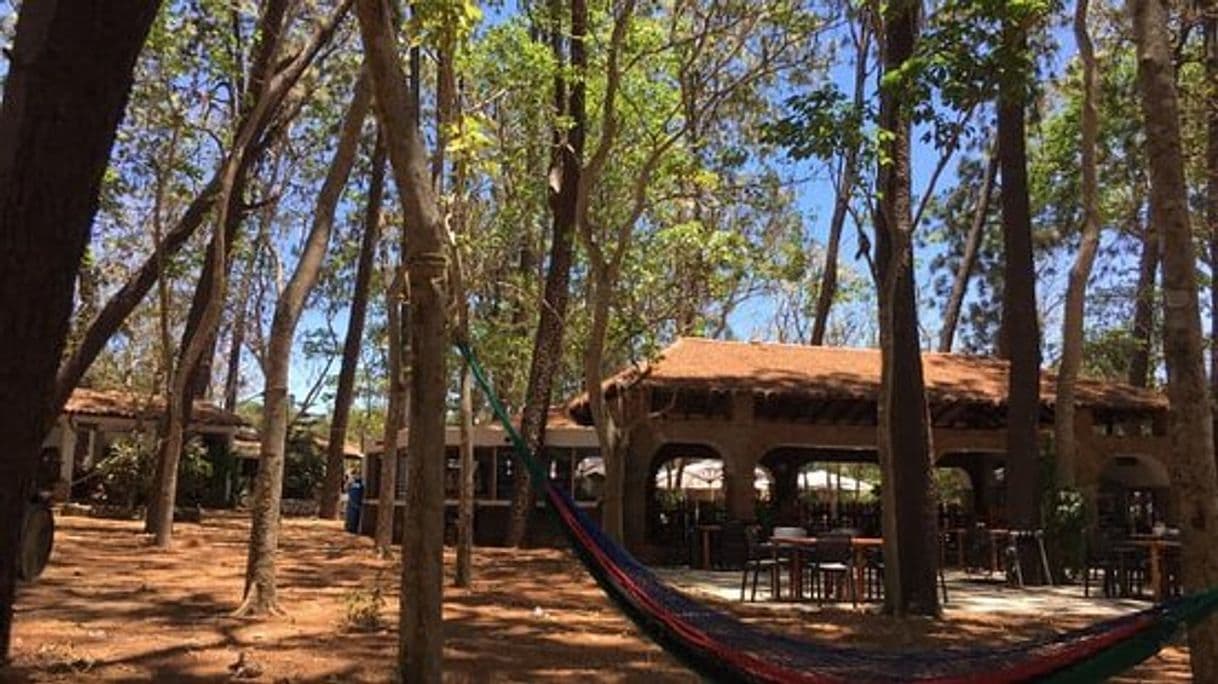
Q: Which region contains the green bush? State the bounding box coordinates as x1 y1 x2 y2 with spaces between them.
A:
94 436 154 510
342 572 387 632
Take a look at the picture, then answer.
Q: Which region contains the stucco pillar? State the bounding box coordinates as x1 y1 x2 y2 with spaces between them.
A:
722 430 762 523
1073 407 1100 524
723 461 756 522
57 418 76 502
963 456 993 523
768 458 799 523
623 424 659 551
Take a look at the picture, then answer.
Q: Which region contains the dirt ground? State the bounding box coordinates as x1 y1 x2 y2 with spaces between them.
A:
3 512 1192 682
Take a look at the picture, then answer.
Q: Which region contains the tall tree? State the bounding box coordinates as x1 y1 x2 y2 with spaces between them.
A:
1132 0 1218 678
149 0 295 545
237 73 371 616
374 45 421 555
507 0 587 547
0 0 160 661
1054 0 1101 489
997 10 1041 532
874 0 940 618
320 134 387 520
355 0 451 678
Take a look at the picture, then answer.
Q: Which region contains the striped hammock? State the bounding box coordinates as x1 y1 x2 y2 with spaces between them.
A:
458 342 1218 683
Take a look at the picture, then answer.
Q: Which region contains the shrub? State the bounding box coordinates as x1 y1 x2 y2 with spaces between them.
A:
342 572 387 632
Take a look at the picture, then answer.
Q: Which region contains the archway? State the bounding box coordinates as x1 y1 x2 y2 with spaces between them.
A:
645 443 726 548
1098 453 1172 533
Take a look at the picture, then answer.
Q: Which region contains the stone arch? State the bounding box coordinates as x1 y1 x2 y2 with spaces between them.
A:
644 442 727 546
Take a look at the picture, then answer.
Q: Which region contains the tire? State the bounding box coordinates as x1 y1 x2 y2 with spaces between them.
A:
17 502 54 582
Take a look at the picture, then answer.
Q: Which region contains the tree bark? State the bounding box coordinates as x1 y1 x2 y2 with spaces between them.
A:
223 254 256 413
938 146 997 353
1054 0 1101 489
998 16 1042 532
236 73 370 616
1133 1 1218 679
1205 5 1218 411
0 0 159 662
355 0 450 679
874 0 940 619
455 362 475 586
375 261 408 552
508 0 586 547
811 15 868 346
320 134 386 520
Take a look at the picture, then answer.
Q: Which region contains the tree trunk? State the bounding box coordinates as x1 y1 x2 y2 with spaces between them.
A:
811 14 868 346
1133 1 1218 679
320 134 386 520
586 267 625 542
508 0 586 547
455 362 475 586
223 255 256 413
1054 0 1101 490
874 0 940 619
375 265 408 552
998 17 1042 532
235 73 369 616
1129 203 1157 388
1206 6 1218 410
355 0 450 678
0 0 159 662
938 146 997 353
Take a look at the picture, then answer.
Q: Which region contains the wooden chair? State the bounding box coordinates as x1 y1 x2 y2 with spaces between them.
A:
808 533 857 607
739 524 781 601
1083 529 1120 598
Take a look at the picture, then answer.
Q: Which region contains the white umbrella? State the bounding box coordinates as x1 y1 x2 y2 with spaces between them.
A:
798 468 873 494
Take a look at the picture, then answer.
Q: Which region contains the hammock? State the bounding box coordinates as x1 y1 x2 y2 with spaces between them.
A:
457 342 1218 683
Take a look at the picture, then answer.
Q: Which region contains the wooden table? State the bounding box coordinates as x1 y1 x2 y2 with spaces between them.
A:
695 524 721 570
771 536 883 601
1126 536 1181 602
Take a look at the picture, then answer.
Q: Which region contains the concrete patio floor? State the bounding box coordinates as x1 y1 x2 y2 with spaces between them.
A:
654 567 1150 620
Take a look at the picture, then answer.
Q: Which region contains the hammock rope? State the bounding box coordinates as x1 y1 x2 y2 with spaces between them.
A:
456 342 1218 683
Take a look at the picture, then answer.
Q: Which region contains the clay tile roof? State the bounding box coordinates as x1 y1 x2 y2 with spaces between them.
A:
64 388 248 427
570 337 1166 413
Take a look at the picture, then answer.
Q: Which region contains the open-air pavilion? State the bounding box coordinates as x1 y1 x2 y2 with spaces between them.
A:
565 337 1172 558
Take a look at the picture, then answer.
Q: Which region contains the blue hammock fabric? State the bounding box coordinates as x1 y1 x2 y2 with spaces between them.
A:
457 342 1218 683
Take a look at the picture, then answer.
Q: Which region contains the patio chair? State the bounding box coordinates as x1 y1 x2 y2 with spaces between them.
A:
1083 529 1120 598
862 545 884 602
863 546 949 605
1115 544 1150 599
739 524 781 601
808 533 857 607
1162 545 1183 600
719 520 748 571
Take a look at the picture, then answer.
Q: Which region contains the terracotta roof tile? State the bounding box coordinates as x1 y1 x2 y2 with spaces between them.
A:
64 388 248 427
570 337 1166 413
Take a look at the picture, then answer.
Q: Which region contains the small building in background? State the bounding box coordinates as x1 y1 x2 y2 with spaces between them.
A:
39 388 247 505
361 407 600 546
